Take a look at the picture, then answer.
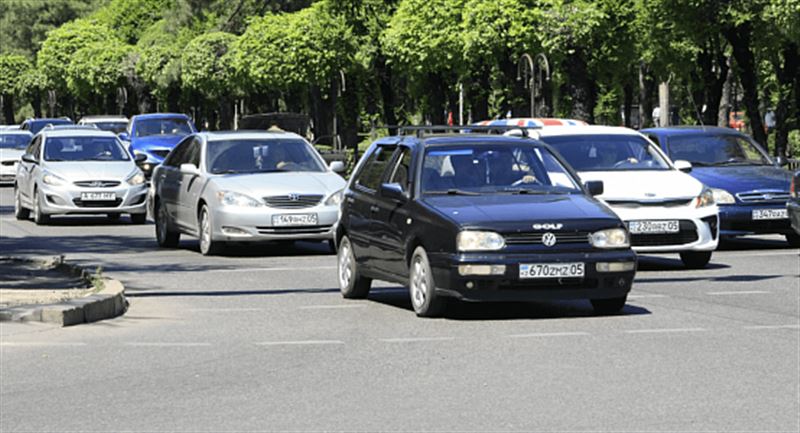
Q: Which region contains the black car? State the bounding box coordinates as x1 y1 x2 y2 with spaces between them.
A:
789 171 800 235
335 127 637 317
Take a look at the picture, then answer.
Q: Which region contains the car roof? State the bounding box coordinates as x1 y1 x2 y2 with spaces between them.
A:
132 113 190 120
406 134 543 148
475 117 588 127
79 115 129 122
200 130 305 141
533 125 644 138
39 128 118 139
26 118 72 124
0 130 32 136
642 125 743 136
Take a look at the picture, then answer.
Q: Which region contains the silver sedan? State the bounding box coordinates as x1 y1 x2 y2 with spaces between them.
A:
151 131 347 255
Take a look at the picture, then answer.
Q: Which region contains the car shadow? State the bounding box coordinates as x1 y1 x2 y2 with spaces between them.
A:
126 287 340 298
718 236 795 251
29 215 151 226
367 286 651 321
635 256 731 272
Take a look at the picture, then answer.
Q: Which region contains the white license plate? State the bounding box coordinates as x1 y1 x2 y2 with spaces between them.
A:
80 192 116 201
519 263 585 279
628 220 680 234
752 209 788 220
272 213 318 226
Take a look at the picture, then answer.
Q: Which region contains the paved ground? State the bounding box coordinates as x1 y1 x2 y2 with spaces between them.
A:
1 186 798 432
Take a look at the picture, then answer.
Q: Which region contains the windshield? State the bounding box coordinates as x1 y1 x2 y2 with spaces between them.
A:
421 144 581 195
135 117 193 138
666 134 771 166
43 136 130 162
542 134 670 171
0 134 31 149
90 121 128 134
206 139 326 175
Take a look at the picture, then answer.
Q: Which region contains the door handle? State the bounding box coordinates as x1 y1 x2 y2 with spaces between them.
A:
370 205 379 213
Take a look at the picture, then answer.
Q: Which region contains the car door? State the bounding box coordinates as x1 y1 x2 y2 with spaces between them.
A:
176 137 204 231
157 136 192 224
371 146 415 277
18 136 41 204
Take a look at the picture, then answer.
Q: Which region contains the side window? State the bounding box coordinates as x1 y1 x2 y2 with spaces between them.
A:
388 147 413 192
26 136 40 157
163 137 193 167
355 145 396 191
186 138 202 167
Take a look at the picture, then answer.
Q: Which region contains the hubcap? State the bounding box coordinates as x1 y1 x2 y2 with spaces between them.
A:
200 210 210 252
410 257 427 308
338 241 352 289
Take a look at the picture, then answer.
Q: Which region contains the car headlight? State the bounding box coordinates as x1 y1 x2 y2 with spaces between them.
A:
710 187 735 204
695 187 715 208
325 189 344 206
216 190 262 207
126 170 146 186
456 231 505 251
42 172 66 186
589 228 630 249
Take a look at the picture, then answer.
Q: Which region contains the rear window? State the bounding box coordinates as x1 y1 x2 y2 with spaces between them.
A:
541 134 670 171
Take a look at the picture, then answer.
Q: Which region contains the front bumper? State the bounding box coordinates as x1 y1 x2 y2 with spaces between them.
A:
0 161 17 184
719 203 794 236
39 183 148 215
427 250 637 302
210 204 339 242
610 204 719 253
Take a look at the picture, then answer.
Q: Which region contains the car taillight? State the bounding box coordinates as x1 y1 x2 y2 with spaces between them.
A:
791 177 797 198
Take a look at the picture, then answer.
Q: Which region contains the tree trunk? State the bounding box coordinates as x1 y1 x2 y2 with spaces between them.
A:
622 83 633 128
724 22 767 146
563 49 595 123
375 54 398 134
2 94 14 124
718 57 733 127
339 73 360 154
427 73 446 124
700 41 729 126
639 62 656 128
469 66 490 123
219 96 233 130
771 43 799 158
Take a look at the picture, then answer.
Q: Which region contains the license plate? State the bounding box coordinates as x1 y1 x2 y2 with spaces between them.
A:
80 192 116 201
272 213 318 226
519 263 585 279
752 208 788 220
628 220 680 234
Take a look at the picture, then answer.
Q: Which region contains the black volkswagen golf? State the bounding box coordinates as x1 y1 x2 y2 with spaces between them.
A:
336 127 637 317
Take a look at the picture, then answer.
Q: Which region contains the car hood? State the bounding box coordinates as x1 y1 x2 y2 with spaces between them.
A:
578 170 703 201
689 165 791 193
0 149 25 161
211 171 346 196
421 193 620 231
45 161 136 182
130 135 185 151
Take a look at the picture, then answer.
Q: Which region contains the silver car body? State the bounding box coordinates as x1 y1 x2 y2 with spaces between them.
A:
1 130 32 184
14 129 147 218
78 115 129 134
151 131 347 245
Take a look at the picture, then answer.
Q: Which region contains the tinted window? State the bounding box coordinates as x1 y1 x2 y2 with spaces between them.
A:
135 117 193 138
90 121 128 134
206 139 325 175
43 136 130 162
0 134 31 149
355 146 396 190
163 137 193 167
666 134 770 166
542 134 670 171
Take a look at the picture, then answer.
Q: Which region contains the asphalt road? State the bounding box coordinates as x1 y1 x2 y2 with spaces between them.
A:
1 186 798 432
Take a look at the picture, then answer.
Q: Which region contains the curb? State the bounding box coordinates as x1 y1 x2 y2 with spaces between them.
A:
0 256 128 326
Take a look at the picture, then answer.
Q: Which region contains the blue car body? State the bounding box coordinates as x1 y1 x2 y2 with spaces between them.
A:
122 113 196 176
642 126 793 239
20 118 73 135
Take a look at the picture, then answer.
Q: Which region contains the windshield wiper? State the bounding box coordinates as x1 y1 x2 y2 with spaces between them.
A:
426 189 481 196
500 187 553 195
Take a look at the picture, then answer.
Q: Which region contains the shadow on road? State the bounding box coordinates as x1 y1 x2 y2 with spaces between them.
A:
635 274 791 284
126 287 339 298
718 236 795 251
636 256 731 272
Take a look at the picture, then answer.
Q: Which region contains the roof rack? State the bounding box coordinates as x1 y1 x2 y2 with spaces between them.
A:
396 125 535 138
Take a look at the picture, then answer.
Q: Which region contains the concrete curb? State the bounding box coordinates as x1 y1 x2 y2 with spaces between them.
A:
0 256 128 326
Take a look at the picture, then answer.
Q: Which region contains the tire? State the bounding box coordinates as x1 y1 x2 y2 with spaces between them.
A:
155 201 180 248
198 205 222 255
337 236 371 299
409 246 447 317
14 187 29 220
107 213 121 222
130 213 147 224
786 233 800 247
591 296 628 315
32 189 49 225
680 251 712 269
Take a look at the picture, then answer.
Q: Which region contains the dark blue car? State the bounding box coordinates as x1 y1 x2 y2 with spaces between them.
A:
336 127 637 317
643 126 797 246
119 113 196 177
20 117 73 135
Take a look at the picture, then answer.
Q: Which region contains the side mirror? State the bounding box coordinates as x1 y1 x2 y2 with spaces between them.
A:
584 180 604 196
180 163 200 176
380 182 408 202
329 160 346 173
673 160 693 173
118 132 130 142
775 156 789 167
134 153 147 163
21 154 37 164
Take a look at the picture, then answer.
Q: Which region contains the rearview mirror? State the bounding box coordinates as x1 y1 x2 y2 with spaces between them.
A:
673 160 693 173
329 160 345 173
134 153 147 163
584 180 604 196
775 156 789 167
180 163 200 176
380 182 408 202
21 154 37 164
118 132 130 142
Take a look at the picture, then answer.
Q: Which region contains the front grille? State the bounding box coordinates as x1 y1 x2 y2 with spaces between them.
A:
504 231 590 245
606 198 693 208
0 160 16 166
73 180 121 188
630 220 698 246
263 194 323 209
72 198 123 208
150 150 171 159
255 225 332 235
736 190 791 203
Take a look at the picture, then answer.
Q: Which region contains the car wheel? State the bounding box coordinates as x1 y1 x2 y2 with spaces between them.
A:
679 251 712 269
591 296 627 315
107 213 121 222
198 205 222 256
785 233 800 247
130 213 147 224
338 236 371 299
409 246 446 317
33 189 49 225
155 201 179 248
14 187 29 220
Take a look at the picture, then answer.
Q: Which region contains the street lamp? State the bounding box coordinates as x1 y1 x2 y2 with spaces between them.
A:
516 53 551 118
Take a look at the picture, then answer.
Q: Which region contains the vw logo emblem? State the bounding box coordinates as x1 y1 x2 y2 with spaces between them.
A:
288 193 300 201
542 232 557 247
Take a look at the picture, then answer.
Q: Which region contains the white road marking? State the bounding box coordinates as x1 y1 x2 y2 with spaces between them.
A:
625 328 706 334
298 304 365 310
508 332 591 338
125 342 212 347
627 294 669 299
707 290 771 296
188 308 264 312
0 342 87 347
255 340 344 346
743 324 800 330
379 337 455 343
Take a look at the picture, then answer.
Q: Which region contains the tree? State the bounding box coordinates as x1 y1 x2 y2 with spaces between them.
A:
0 54 32 123
66 40 133 114
0 0 98 57
180 32 237 128
91 0 169 44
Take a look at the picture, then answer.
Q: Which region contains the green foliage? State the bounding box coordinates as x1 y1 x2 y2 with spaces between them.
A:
92 0 169 44
134 19 202 101
0 55 32 95
37 19 114 92
0 0 98 56
461 0 539 65
66 39 133 101
180 32 237 98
